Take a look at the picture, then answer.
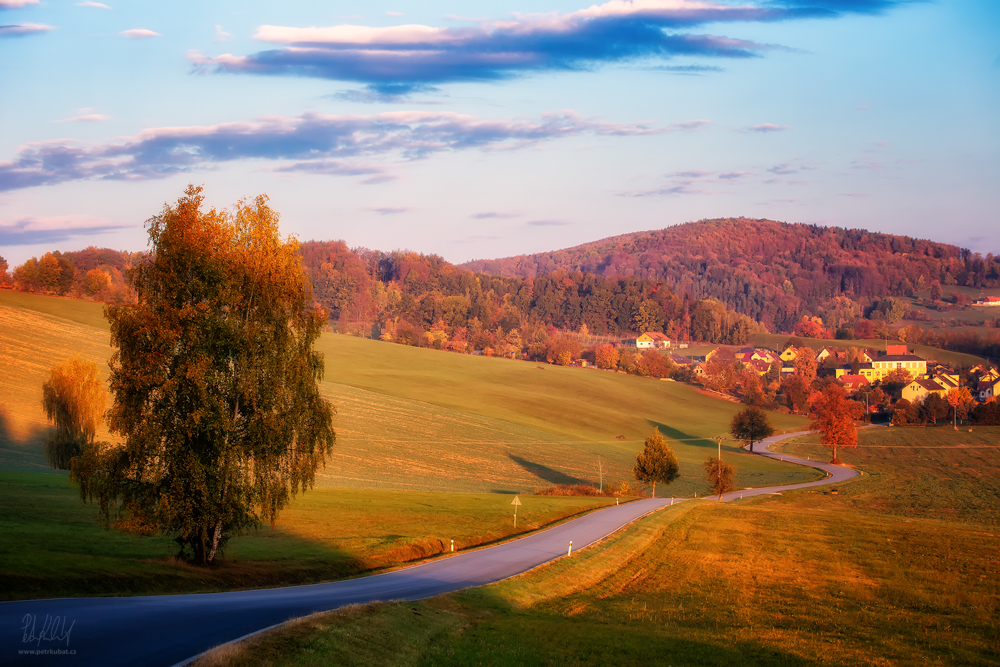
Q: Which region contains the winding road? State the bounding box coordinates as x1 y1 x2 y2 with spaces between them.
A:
1 430 857 666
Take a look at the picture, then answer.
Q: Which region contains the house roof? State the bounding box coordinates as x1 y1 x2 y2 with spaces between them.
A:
875 354 926 362
839 374 870 388
909 378 946 392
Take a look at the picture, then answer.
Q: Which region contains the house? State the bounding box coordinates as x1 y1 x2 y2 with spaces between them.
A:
633 332 671 349
886 344 908 356
747 359 773 377
634 333 655 349
930 373 960 391
902 378 949 404
779 346 799 362
973 296 1000 306
816 347 840 363
839 374 870 393
977 376 1000 401
857 353 927 382
692 364 707 377
705 348 724 363
669 353 693 366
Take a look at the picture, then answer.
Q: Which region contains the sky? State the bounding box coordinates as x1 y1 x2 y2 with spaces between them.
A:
1 0 998 268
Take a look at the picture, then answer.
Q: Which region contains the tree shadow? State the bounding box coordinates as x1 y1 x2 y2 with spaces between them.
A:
507 454 586 486
646 420 719 450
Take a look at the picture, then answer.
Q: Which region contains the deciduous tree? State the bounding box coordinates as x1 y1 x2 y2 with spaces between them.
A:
946 387 974 430
809 384 862 463
633 427 679 498
729 406 775 453
704 456 736 501
42 357 106 470
71 186 335 566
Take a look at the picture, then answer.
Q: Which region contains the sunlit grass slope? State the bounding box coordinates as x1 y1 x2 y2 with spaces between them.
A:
0 471 615 600
198 427 1000 667
2 291 814 494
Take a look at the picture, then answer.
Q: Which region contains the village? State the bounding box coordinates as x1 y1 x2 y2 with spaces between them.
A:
604 332 1000 425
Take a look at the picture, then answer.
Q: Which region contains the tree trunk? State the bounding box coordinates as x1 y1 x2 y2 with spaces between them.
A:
750 440 754 453
207 519 223 564
652 481 656 498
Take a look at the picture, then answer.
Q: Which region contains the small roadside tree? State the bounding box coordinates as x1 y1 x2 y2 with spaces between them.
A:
809 384 862 464
729 406 775 453
42 357 106 469
633 427 679 498
704 456 736 501
71 186 335 566
946 387 974 430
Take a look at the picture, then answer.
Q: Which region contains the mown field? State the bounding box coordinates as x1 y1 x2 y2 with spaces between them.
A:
194 427 1000 667
0 470 617 600
1 290 813 496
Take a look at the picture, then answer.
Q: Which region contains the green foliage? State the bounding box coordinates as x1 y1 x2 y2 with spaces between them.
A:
71 186 335 565
632 427 679 497
728 406 775 453
41 357 105 470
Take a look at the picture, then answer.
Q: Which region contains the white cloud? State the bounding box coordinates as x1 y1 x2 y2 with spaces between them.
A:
76 2 111 8
53 114 111 123
214 24 232 41
0 0 40 7
120 28 160 39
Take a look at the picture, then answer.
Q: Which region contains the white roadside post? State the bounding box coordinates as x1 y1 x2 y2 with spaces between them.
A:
450 539 454 552
511 495 522 527
568 541 573 556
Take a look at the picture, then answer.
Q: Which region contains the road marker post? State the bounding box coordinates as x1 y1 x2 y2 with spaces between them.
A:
567 541 573 556
511 495 521 527
450 539 454 552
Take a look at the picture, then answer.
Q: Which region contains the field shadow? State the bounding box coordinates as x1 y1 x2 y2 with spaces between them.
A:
0 409 52 471
507 454 585 486
646 420 718 449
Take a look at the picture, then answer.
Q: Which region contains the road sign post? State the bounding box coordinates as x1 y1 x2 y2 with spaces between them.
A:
511 495 522 527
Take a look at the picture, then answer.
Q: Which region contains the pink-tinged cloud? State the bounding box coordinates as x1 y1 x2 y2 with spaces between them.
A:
0 23 54 37
0 215 132 245
54 114 112 123
0 0 40 7
851 159 883 170
0 110 659 191
670 169 713 178
670 118 710 130
718 171 751 179
76 2 111 8
368 206 410 215
745 123 789 132
121 28 160 39
472 211 522 219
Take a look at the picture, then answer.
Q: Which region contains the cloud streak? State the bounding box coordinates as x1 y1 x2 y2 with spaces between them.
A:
121 28 160 39
0 110 662 192
0 22 54 37
189 0 911 91
0 215 132 246
0 0 40 8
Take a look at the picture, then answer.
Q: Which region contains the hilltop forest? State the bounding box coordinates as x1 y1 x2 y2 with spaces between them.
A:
462 218 1000 334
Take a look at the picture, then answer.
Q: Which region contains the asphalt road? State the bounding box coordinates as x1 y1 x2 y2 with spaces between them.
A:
1 429 852 666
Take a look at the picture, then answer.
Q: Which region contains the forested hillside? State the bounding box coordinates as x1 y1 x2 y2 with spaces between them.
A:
460 218 1000 333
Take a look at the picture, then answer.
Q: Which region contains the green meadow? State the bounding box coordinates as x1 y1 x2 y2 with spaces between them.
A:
1 290 813 599
1 289 812 496
194 426 1000 667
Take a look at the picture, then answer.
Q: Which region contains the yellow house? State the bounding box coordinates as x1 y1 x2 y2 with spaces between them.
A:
635 333 655 349
902 378 947 403
780 347 799 362
857 354 927 382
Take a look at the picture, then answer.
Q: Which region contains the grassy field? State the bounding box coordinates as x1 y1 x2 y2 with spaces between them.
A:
0 470 619 601
1 291 814 495
195 427 1000 667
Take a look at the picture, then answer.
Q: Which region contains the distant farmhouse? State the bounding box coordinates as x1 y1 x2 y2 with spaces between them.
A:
973 296 1000 306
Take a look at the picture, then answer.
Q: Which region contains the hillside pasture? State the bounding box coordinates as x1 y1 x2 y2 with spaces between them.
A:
2 291 814 495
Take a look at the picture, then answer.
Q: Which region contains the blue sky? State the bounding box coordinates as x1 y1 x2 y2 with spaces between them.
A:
1 0 997 267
